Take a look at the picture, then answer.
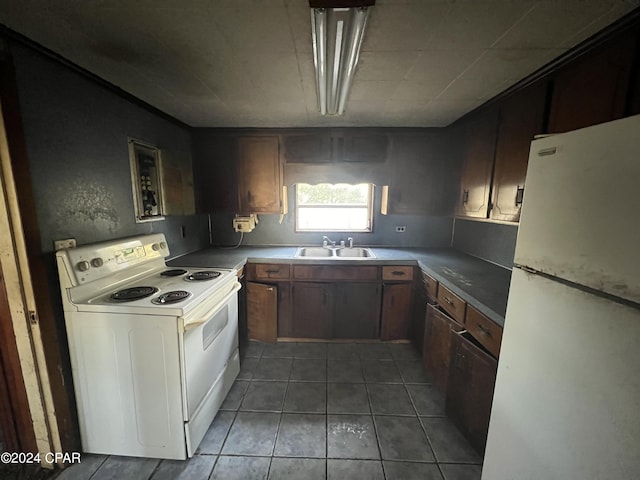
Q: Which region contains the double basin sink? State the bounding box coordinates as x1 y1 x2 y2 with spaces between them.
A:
295 247 376 259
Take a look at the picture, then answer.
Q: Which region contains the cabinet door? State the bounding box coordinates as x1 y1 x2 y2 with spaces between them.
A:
386 134 453 215
446 331 498 454
333 283 380 339
424 304 464 392
548 34 634 133
410 281 428 354
237 136 281 214
246 282 277 343
283 134 332 163
381 283 413 340
192 133 238 213
457 109 499 218
291 283 332 339
490 83 548 222
342 133 389 163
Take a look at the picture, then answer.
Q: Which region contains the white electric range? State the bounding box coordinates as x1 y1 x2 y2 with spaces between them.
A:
56 233 240 459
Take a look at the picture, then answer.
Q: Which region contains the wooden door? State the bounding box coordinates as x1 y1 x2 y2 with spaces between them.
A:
333 283 380 339
291 283 332 339
246 281 278 342
0 264 36 453
490 82 548 222
446 331 498 454
380 283 413 340
425 304 464 392
457 108 499 218
237 136 281 214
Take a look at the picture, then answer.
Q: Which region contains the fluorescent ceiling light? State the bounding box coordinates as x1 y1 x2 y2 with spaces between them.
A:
310 2 372 116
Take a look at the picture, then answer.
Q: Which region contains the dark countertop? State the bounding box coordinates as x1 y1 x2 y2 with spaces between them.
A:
169 246 511 327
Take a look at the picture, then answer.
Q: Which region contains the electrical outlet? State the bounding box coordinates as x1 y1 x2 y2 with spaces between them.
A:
395 226 406 233
54 238 76 250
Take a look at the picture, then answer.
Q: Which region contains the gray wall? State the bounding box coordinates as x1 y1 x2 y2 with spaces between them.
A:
11 43 209 258
9 40 210 429
452 218 518 269
210 186 453 248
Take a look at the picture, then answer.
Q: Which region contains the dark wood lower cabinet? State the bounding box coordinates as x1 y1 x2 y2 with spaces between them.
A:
446 331 498 455
333 283 380 339
381 283 413 340
291 283 332 339
423 304 464 392
246 281 277 342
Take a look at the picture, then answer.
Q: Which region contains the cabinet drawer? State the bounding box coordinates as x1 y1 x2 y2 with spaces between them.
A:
465 306 502 358
293 265 378 281
421 271 438 301
436 284 466 324
382 266 414 281
254 263 290 280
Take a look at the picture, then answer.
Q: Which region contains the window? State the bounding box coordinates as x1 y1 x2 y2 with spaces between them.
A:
295 183 373 232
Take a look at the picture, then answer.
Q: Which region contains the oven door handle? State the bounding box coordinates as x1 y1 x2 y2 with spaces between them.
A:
183 281 242 331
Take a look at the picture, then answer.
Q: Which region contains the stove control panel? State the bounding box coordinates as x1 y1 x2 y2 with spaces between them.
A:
57 234 170 285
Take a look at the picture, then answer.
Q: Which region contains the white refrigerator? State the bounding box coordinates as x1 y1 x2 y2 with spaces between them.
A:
482 115 640 480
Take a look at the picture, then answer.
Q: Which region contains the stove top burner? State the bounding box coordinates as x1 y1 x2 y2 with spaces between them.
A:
110 286 158 302
185 271 221 282
152 290 192 305
160 269 188 277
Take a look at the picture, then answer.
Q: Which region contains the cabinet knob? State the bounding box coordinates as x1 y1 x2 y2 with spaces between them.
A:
266 287 274 291
476 323 491 337
444 296 454 305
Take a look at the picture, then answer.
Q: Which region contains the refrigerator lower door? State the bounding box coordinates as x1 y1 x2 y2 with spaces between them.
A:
483 268 640 480
514 114 640 304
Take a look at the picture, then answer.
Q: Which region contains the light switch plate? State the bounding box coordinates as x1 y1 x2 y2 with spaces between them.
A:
54 238 76 250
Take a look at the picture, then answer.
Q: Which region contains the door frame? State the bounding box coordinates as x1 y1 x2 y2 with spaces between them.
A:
0 48 68 467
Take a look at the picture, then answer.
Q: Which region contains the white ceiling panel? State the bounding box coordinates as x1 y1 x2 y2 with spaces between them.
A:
0 0 638 127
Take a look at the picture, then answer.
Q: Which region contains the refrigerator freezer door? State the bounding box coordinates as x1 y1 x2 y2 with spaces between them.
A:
514 114 640 304
483 268 640 480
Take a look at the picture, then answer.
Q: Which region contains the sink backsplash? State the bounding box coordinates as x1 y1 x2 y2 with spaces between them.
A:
209 212 453 248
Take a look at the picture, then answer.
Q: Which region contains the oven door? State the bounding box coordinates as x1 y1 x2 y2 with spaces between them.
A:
181 280 241 420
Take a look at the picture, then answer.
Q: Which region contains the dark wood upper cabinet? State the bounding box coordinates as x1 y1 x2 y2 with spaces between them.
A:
192 134 238 213
385 133 453 215
283 134 332 163
342 133 389 163
456 108 499 219
548 33 635 133
237 136 282 214
282 130 389 164
490 83 548 222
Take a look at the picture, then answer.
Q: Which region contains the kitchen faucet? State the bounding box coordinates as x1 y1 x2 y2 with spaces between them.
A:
322 235 336 247
347 237 354 248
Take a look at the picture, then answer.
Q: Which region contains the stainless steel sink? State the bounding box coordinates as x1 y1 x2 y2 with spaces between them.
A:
295 247 334 257
334 247 376 258
294 246 376 259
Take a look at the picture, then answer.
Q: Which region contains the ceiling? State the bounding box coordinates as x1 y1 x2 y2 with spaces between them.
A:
1 0 638 128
